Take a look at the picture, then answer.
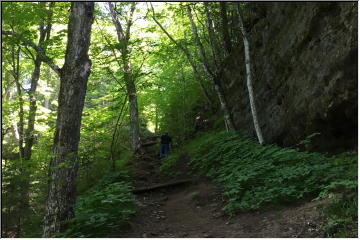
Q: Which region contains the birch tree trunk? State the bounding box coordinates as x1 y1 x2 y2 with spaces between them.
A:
236 4 264 145
43 2 94 236
187 5 236 132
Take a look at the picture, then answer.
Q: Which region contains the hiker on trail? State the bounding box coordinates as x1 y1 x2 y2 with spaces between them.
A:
160 132 172 158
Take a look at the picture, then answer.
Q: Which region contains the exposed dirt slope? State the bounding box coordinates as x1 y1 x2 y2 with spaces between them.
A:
109 153 328 237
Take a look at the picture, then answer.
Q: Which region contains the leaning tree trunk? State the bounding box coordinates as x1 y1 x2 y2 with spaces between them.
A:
43 2 94 237
236 4 264 145
187 5 236 132
150 3 213 108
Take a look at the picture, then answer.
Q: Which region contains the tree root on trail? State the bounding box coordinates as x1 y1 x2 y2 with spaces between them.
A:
141 141 157 147
133 179 194 194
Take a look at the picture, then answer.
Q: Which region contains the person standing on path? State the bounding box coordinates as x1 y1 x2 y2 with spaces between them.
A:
160 132 172 158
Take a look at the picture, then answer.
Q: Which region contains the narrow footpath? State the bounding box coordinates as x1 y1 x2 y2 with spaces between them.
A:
108 151 327 238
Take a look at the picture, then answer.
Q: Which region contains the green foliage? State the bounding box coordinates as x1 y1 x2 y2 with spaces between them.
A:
316 152 357 237
159 153 181 176
322 195 357 238
3 2 356 238
187 131 357 213
58 171 137 237
294 132 321 150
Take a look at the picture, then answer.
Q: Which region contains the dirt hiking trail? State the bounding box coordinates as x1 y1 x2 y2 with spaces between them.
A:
108 153 328 238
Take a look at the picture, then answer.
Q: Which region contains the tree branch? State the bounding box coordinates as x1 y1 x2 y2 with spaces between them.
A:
149 3 198 74
2 30 61 76
125 3 136 41
108 2 125 41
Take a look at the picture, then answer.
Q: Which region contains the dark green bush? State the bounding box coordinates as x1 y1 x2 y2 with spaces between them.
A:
319 152 358 238
58 171 137 237
322 195 357 237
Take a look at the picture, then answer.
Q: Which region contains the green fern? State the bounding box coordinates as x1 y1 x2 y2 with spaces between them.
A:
187 131 357 215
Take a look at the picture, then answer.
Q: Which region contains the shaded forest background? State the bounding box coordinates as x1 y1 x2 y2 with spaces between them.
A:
1 2 357 238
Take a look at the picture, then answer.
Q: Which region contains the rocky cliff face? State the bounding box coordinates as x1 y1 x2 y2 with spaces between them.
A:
221 2 357 152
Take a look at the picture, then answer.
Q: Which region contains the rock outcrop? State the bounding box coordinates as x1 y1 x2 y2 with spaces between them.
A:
221 2 357 152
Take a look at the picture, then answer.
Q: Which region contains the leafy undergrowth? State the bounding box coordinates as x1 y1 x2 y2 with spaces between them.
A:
159 153 182 177
58 171 137 237
161 131 357 237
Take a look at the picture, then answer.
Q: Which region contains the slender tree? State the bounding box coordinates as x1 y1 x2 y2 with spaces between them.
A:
9 36 24 238
110 95 128 169
235 3 264 144
23 2 54 162
108 2 140 153
43 2 95 236
11 42 24 159
2 3 55 235
187 4 236 131
17 3 54 234
149 3 213 110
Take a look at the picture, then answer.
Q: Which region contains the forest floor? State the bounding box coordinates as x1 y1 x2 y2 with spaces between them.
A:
108 151 328 238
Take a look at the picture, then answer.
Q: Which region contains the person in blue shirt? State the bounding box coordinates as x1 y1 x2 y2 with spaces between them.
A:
160 132 172 158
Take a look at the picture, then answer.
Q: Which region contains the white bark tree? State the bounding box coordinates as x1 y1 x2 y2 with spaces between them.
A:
236 3 264 144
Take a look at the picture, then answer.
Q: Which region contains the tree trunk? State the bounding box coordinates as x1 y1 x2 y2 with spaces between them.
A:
11 45 25 159
43 2 94 237
110 95 128 170
17 57 42 237
220 2 232 56
187 5 236 132
18 4 53 236
150 4 213 108
155 102 159 133
24 2 53 162
9 40 24 238
236 4 264 144
204 2 221 68
127 79 140 152
214 83 236 132
23 57 41 161
108 2 140 153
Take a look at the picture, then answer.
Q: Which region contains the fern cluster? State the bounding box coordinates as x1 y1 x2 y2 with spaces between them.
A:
188 131 357 212
58 170 137 237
